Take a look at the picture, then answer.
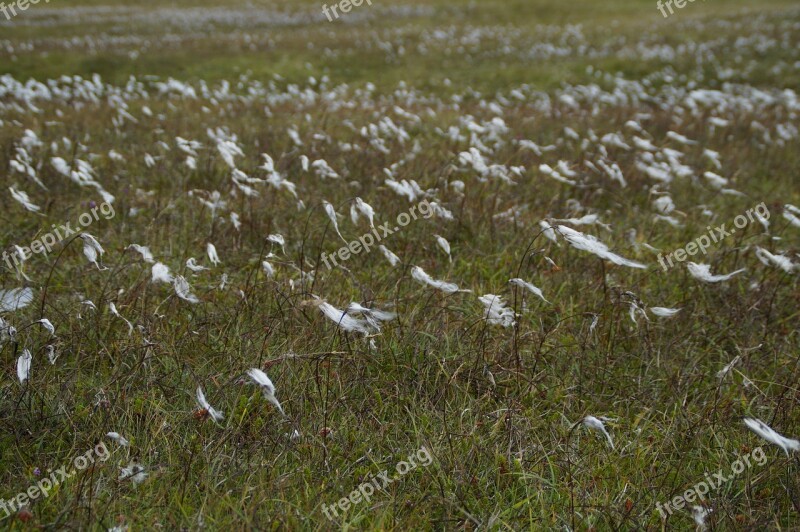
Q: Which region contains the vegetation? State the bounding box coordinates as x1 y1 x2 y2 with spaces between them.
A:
0 0 799 529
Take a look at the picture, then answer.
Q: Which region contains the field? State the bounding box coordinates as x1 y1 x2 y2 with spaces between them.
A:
1 0 799 529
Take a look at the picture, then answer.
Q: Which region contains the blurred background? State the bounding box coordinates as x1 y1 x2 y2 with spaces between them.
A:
1 0 798 92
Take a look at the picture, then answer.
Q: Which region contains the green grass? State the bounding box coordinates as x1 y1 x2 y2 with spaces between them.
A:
0 0 799 530
1 0 798 90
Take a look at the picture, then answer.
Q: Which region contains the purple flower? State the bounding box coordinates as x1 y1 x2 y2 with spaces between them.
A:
89 201 97 209
33 467 41 476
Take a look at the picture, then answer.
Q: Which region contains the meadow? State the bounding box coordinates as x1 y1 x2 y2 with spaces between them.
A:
0 0 799 529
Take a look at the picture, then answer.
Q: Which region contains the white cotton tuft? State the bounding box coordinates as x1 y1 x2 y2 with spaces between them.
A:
38 318 55 336
80 233 106 269
311 159 339 179
346 302 396 332
266 234 286 254
46 345 58 364
174 276 200 303
9 186 41 213
247 368 285 415
106 432 130 447
479 294 515 327
703 171 729 189
692 506 712 531
379 245 401 267
687 262 745 283
589 314 600 334
318 301 373 334
649 307 681 318
119 460 148 485
428 201 454 221
128 244 154 263
628 301 648 325
230 212 241 231
262 260 275 277
151 262 174 284
539 221 559 243
0 287 34 312
411 266 460 294
384 178 425 202
186 258 208 272
553 213 606 228
17 349 32 383
596 160 626 187
509 278 548 303
206 243 221 266
286 127 303 146
196 386 225 423
557 226 646 269
434 235 452 262
754 211 769 232
582 415 614 449
755 248 796 273
743 417 800 456
666 131 697 145
717 355 741 379
539 163 577 185
323 201 347 243
351 198 376 228
109 302 133 335
783 205 800 228
652 196 675 215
